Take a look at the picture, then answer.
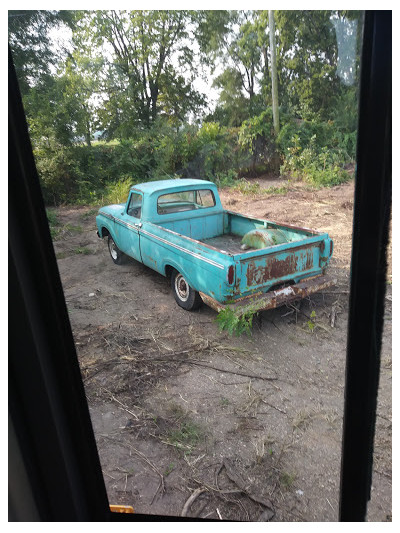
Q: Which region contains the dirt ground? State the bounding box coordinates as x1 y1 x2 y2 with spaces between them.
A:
52 178 392 522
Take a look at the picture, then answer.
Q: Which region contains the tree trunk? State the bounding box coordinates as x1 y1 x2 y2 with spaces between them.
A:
269 10 279 136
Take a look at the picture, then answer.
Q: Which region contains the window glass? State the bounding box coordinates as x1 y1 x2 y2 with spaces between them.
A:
127 192 142 218
157 189 216 214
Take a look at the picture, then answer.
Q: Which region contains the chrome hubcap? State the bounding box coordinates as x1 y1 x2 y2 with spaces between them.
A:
175 274 189 302
109 240 118 260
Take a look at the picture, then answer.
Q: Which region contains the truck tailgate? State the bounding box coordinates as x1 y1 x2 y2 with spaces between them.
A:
235 237 329 294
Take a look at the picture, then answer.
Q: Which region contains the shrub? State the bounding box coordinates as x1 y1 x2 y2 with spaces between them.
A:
278 119 354 187
103 177 133 205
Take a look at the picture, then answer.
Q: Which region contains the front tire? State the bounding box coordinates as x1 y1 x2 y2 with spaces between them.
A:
171 270 202 311
108 235 125 265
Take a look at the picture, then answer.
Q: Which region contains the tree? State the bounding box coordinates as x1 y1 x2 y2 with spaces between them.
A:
274 10 340 119
8 10 74 96
206 68 249 127
199 11 264 126
75 10 204 132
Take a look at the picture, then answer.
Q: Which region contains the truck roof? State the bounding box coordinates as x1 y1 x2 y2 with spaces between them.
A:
131 179 214 194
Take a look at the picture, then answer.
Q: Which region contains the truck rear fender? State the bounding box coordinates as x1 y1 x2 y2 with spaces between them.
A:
163 262 197 291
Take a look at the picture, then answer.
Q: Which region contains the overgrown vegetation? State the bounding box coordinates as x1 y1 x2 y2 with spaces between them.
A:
46 208 60 238
215 306 257 337
9 10 361 205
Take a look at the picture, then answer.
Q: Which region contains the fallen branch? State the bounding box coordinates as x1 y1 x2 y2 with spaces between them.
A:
173 360 280 382
181 488 208 517
127 445 165 504
260 399 287 415
103 388 139 420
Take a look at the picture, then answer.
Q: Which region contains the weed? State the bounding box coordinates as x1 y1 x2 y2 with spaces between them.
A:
215 305 257 336
163 402 204 454
265 185 289 195
220 397 229 407
307 310 317 332
233 178 262 196
233 179 289 197
166 421 203 454
280 471 296 490
104 177 132 205
73 247 92 255
66 224 83 233
163 463 175 477
215 169 238 188
46 209 59 227
46 209 61 239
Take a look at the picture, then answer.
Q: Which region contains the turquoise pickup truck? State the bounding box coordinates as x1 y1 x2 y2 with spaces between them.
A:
96 179 335 313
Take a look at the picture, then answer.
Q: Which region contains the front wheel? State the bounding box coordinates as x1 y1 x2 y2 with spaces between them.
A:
171 270 202 311
108 235 125 265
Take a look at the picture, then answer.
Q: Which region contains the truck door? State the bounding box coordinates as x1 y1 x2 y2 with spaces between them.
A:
115 191 143 262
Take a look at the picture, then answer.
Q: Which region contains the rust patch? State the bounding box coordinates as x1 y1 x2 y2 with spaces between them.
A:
245 243 316 287
200 275 337 316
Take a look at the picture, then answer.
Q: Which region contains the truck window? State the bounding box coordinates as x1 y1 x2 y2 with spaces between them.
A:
157 189 216 214
126 192 142 218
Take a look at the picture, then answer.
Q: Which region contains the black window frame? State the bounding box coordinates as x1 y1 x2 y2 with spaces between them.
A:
8 10 391 522
126 191 143 218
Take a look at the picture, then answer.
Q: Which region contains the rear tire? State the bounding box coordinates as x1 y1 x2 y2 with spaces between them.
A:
108 235 125 265
171 270 202 311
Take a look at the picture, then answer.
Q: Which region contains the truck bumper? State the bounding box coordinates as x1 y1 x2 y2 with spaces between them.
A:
199 274 337 315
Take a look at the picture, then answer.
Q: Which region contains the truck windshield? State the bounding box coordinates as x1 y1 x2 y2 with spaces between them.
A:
157 189 215 214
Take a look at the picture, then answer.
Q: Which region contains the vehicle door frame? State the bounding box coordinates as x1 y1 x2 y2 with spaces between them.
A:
114 190 143 262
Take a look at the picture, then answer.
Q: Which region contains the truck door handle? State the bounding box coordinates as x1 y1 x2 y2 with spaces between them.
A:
134 222 142 228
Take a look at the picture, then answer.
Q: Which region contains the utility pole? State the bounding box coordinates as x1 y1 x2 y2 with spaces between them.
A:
269 10 279 136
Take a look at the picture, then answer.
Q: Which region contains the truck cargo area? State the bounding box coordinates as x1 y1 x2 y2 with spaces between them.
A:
160 210 318 255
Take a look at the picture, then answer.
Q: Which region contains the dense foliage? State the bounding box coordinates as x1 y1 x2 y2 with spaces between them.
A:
9 10 362 205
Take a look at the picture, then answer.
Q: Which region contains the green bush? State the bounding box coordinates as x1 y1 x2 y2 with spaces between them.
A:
103 177 133 205
278 118 354 187
35 109 356 206
214 169 238 188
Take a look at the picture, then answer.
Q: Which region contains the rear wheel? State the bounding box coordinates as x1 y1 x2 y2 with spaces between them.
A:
108 235 125 265
171 270 202 311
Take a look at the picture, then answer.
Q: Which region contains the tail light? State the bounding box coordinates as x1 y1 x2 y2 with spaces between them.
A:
227 265 234 285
